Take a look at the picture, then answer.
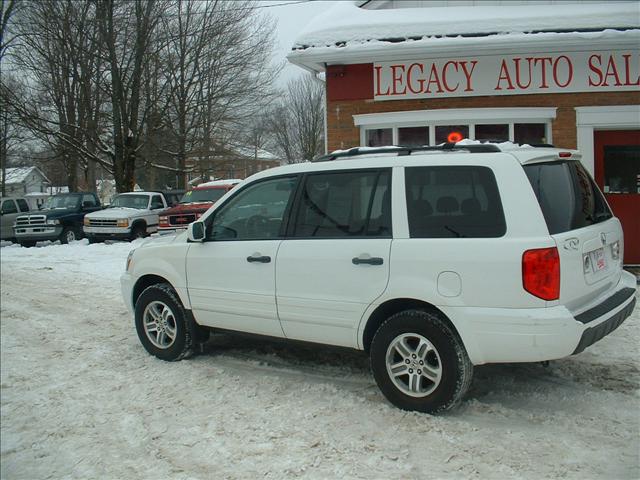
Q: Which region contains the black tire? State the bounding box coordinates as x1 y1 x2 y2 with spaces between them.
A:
60 227 79 244
134 283 195 361
18 241 37 248
370 309 473 414
130 223 146 241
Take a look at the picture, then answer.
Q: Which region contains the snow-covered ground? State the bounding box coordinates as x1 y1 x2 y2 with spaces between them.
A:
1 240 638 479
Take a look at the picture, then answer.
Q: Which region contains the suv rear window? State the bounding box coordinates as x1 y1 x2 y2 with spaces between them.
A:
524 161 612 235
405 166 506 238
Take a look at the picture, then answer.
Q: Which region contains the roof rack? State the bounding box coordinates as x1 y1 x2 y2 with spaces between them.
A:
314 143 501 162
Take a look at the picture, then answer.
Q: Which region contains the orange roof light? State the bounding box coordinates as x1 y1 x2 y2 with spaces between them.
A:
447 131 464 143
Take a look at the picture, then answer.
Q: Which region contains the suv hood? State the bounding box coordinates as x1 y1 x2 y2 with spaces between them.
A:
87 207 145 220
140 230 184 248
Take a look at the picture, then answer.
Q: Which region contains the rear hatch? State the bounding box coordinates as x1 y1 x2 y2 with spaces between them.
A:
523 159 624 312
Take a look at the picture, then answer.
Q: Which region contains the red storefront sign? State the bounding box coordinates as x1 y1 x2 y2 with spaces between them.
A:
373 51 639 100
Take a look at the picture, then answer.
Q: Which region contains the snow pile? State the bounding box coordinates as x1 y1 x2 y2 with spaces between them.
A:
292 2 639 50
1 241 639 478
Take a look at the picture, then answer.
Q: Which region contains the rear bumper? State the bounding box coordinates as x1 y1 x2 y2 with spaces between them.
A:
572 295 636 354
445 271 637 365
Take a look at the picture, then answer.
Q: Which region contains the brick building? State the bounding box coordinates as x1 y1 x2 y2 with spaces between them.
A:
288 0 640 264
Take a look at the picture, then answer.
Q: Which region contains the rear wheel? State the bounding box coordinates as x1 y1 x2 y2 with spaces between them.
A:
370 309 473 414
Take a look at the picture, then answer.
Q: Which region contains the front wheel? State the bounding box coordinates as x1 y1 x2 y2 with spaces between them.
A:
130 224 146 241
370 309 473 414
134 283 195 361
60 227 79 244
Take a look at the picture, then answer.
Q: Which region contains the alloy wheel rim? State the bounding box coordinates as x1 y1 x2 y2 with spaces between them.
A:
143 301 178 349
385 333 442 397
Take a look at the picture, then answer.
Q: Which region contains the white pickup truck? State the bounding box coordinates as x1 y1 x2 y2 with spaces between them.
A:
83 191 168 243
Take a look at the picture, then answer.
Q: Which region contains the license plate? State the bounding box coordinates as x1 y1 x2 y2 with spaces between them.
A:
590 247 607 272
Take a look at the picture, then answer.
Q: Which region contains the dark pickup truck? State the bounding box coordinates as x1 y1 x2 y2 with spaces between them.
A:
13 192 102 247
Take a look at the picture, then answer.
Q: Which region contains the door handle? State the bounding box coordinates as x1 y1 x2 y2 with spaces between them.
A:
247 255 271 263
352 256 384 266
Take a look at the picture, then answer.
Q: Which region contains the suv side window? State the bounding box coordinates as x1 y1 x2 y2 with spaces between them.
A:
405 166 506 238
1 199 17 214
16 199 29 211
208 176 297 240
292 169 391 238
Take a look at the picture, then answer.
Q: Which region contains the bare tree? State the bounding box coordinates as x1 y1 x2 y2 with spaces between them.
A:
4 0 280 192
97 0 163 192
1 0 20 195
4 0 104 191
161 0 279 186
269 74 325 163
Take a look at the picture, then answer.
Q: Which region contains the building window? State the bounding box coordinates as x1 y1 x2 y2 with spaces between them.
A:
398 126 429 146
355 108 555 148
515 123 547 145
435 125 469 144
475 124 509 142
366 128 392 147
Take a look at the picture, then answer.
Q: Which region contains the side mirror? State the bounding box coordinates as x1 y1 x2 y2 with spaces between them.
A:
187 221 205 242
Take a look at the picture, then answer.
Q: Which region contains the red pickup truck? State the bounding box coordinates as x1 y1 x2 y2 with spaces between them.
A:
158 180 241 233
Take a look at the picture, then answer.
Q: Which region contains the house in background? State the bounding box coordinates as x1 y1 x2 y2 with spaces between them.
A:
1 167 51 209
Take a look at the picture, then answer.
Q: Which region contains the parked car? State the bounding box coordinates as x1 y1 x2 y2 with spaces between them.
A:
1 197 31 242
83 191 169 243
14 192 101 247
158 180 241 233
121 142 636 413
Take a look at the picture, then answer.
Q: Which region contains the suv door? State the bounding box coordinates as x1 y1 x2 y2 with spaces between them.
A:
276 169 392 348
185 176 298 336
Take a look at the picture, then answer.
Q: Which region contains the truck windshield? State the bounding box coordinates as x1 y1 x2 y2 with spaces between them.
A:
523 160 612 234
179 188 226 204
110 194 149 209
46 195 81 210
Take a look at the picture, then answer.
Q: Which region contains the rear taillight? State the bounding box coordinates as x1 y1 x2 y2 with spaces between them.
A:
522 247 560 301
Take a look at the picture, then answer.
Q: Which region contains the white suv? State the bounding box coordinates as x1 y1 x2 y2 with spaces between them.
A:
121 143 636 413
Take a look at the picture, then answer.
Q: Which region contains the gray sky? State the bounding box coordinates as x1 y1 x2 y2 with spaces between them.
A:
260 1 341 86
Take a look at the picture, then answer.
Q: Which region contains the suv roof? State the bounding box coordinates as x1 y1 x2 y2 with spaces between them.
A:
315 142 580 165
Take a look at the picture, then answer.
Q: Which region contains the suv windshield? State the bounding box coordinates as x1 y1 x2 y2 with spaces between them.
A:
524 160 612 234
110 194 149 209
45 194 81 210
180 188 226 204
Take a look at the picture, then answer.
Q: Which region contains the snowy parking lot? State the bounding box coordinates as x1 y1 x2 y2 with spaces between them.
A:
1 240 638 479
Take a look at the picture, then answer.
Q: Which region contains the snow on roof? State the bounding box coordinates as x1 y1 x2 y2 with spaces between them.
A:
288 2 640 69
292 2 639 49
1 166 50 185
